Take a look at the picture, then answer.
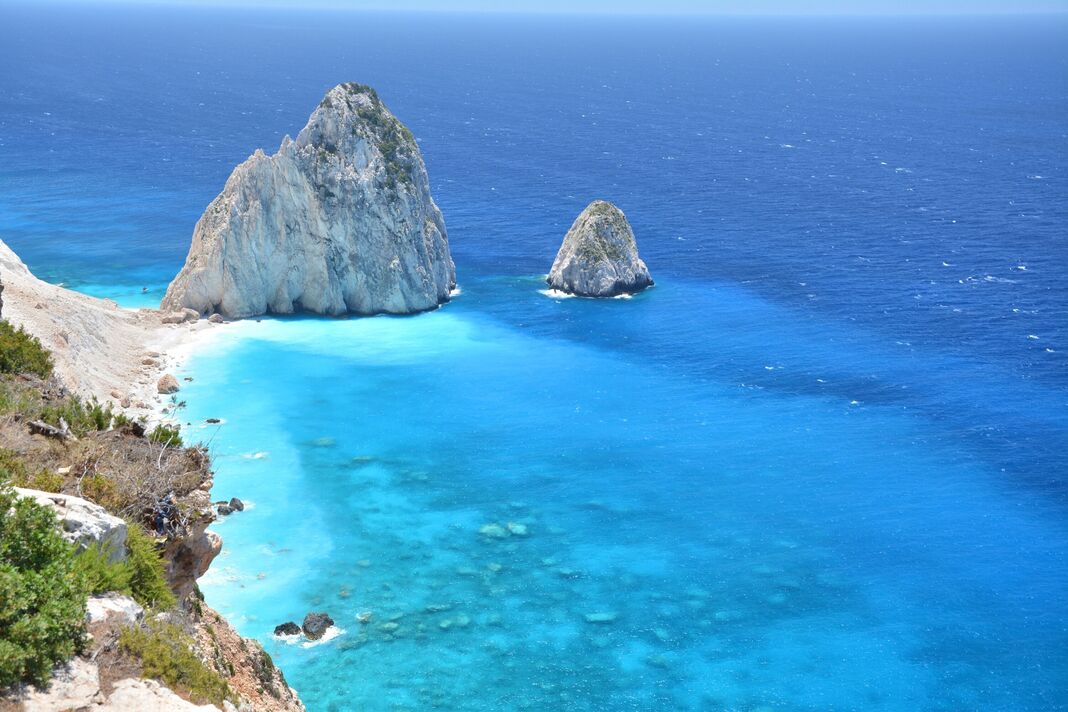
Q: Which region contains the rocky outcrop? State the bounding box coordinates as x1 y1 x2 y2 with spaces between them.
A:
15 488 128 563
157 374 180 394
162 82 456 319
162 474 222 602
273 622 301 637
301 612 334 641
546 200 653 297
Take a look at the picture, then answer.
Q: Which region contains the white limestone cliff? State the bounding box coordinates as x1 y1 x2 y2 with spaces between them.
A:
162 82 456 319
546 200 653 297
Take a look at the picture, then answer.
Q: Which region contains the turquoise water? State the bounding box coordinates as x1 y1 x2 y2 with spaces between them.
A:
178 276 1067 710
3 6 1067 709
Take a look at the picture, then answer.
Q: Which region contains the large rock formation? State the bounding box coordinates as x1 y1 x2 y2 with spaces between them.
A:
546 200 653 297
163 82 456 319
15 488 128 563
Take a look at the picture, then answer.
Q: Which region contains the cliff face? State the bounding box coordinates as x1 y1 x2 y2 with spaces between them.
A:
163 82 456 319
546 200 653 297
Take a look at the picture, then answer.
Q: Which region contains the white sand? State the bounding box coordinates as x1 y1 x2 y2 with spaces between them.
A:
0 239 225 416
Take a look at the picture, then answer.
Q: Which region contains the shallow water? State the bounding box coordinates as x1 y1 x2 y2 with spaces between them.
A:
178 275 1068 710
2 6 1066 710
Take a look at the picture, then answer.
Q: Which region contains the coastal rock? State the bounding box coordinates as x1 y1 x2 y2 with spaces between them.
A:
161 308 199 324
86 593 145 626
101 677 221 711
13 658 102 710
166 528 221 601
15 488 127 563
274 621 301 637
228 497 245 512
157 374 180 394
546 200 653 297
302 612 334 640
162 82 456 319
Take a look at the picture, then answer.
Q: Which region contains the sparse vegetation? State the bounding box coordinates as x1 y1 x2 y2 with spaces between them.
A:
0 321 53 379
119 620 234 707
72 524 175 610
123 524 176 610
348 88 416 191
0 448 63 492
40 396 117 436
148 422 183 448
0 479 87 688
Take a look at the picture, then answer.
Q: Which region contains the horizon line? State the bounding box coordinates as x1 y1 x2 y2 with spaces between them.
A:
8 0 1068 17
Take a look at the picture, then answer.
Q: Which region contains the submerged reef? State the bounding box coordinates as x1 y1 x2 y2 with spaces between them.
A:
163 82 456 319
547 200 653 297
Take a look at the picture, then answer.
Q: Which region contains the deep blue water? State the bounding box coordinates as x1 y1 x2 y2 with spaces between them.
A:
2 5 1067 710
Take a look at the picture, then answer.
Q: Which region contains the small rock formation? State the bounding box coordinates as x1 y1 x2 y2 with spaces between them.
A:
302 612 334 640
15 488 128 563
546 200 653 297
228 497 244 512
157 373 180 394
274 621 301 637
160 308 199 324
86 593 144 626
163 82 456 319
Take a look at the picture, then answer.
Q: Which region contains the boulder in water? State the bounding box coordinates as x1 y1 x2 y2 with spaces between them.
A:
546 200 652 297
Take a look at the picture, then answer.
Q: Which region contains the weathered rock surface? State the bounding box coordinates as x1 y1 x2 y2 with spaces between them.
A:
162 82 456 319
98 677 221 711
274 622 301 637
157 374 180 394
15 488 128 563
86 593 145 627
546 200 653 297
302 612 334 640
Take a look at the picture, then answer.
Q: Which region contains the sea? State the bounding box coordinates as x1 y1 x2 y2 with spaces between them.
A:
1 5 1066 710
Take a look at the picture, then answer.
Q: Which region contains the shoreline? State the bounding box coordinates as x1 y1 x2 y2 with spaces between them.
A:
0 238 229 423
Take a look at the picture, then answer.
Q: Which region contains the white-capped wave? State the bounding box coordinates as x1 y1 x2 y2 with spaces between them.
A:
301 626 345 648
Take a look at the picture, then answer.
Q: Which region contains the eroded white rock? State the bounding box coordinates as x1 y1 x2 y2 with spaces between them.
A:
547 200 653 297
163 82 455 319
86 593 144 626
15 488 127 563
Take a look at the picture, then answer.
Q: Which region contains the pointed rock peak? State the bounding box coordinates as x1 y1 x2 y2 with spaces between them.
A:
163 82 455 319
546 200 653 298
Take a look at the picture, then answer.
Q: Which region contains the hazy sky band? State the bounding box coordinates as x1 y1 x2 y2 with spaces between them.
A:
19 0 1068 15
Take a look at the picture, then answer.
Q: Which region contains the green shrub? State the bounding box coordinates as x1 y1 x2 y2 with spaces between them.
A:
80 473 122 512
40 397 115 437
0 480 87 688
70 525 175 610
0 322 53 378
148 423 182 448
124 525 175 610
119 620 233 706
0 378 42 417
73 543 132 596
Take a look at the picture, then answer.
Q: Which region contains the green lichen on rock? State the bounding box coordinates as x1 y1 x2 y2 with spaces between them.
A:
547 200 653 297
346 84 417 190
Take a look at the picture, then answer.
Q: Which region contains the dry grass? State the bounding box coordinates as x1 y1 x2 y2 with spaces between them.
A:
0 375 211 528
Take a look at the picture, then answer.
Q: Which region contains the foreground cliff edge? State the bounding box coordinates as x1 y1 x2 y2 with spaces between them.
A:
163 82 456 319
547 200 653 298
1 252 303 710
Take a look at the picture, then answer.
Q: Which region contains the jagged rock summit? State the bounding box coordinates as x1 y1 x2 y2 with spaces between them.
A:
546 200 653 297
163 82 456 318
